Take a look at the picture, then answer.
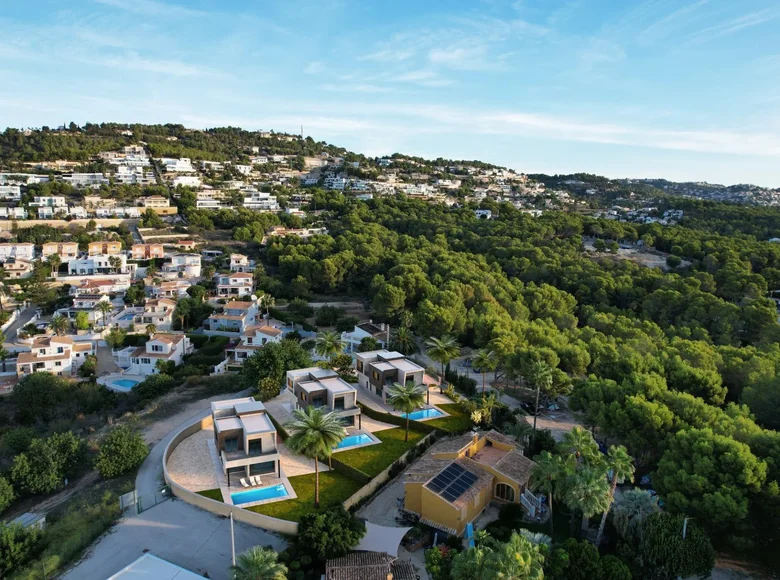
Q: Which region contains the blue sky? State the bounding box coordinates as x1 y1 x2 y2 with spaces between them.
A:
1 0 779 186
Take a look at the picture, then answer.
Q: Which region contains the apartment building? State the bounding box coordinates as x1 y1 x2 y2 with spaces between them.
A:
30 196 66 207
42 242 79 259
0 243 35 261
0 185 21 200
216 272 255 298
17 336 95 377
159 157 194 173
229 253 255 273
230 324 284 362
127 333 191 375
286 367 362 428
403 431 536 536
211 398 282 484
88 241 122 256
62 173 109 187
205 298 260 334
131 244 165 260
162 253 202 277
242 190 279 211
355 350 425 402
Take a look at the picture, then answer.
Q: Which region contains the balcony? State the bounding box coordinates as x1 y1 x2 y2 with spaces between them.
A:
223 446 279 463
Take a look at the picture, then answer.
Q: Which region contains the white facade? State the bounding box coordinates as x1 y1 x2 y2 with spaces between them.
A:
68 253 129 275
0 207 27 219
0 185 21 200
62 173 109 187
163 253 202 277
30 196 66 207
0 243 35 261
17 336 95 377
172 175 202 188
205 298 260 334
127 333 191 375
242 190 279 211
216 272 255 298
159 157 195 173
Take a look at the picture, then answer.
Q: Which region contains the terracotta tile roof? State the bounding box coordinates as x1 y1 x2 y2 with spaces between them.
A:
72 343 93 352
325 552 415 580
428 433 473 456
492 449 536 486
255 325 282 336
17 350 71 364
485 429 517 447
227 272 253 279
223 301 254 310
150 333 185 345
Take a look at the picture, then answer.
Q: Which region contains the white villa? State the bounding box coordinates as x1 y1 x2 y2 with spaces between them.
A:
216 272 255 298
126 333 192 375
229 324 284 363
204 298 260 334
162 254 202 278
229 253 256 273
341 322 389 353
17 336 95 377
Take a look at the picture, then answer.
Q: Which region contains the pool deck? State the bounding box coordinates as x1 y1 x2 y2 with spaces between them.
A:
395 404 450 422
97 373 145 392
331 430 381 454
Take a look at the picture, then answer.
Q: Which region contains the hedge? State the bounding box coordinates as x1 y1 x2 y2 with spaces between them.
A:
444 369 477 397
268 413 289 440
187 333 210 348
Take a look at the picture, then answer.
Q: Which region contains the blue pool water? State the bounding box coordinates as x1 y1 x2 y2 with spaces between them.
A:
335 433 373 449
403 408 444 420
118 313 136 321
112 379 140 391
231 484 289 505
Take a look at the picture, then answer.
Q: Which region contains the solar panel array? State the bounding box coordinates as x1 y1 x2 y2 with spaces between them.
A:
426 464 479 503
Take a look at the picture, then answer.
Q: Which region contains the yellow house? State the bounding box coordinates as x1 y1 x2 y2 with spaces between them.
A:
403 430 536 536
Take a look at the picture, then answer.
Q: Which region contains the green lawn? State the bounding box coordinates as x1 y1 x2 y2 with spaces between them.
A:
427 403 473 433
335 427 426 477
247 471 362 522
196 488 223 502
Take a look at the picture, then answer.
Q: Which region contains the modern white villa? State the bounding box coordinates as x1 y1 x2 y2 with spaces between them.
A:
126 333 192 375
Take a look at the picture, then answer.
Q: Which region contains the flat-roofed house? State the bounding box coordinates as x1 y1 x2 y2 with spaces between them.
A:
286 367 362 429
162 253 201 277
230 324 284 362
41 242 79 259
355 350 425 402
127 333 191 375
87 241 122 256
17 336 95 377
150 280 192 299
211 397 281 484
403 431 536 536
0 243 35 261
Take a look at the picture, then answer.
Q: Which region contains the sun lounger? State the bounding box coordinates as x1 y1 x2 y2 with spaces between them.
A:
240 478 250 488
252 476 262 486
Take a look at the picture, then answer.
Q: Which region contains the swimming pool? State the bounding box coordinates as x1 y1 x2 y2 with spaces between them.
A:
403 408 444 421
117 313 136 321
335 433 373 450
231 484 289 505
112 379 140 392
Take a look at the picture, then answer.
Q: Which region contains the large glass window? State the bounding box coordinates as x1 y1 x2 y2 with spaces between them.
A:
249 461 276 476
334 397 345 411
248 440 263 455
495 483 515 502
224 437 239 452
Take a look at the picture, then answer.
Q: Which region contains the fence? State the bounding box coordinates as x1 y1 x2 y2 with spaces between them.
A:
119 486 171 514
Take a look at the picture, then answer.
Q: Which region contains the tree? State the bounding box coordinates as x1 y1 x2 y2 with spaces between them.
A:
528 361 553 448
314 330 345 360
78 354 97 377
0 523 41 578
0 477 14 514
451 531 544 580
390 325 416 355
50 313 69 336
74 310 90 331
297 507 366 561
550 539 630 580
357 336 381 352
386 381 426 442
472 349 497 396
105 327 126 349
639 513 715 580
742 377 780 430
0 345 9 373
95 426 149 479
612 488 659 541
145 323 157 335
241 340 312 390
46 253 61 277
595 445 635 546
259 293 275 317
141 207 164 228
187 284 207 303
96 300 113 327
285 406 346 508
558 427 600 466
530 450 569 535
12 372 66 424
425 335 461 385
654 428 767 530
11 432 86 495
230 546 287 580
564 467 611 538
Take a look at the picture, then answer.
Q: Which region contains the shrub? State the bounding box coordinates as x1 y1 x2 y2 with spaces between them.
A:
444 370 477 396
335 316 359 332
297 507 366 561
78 354 98 378
257 377 282 402
0 523 42 577
0 477 14 514
11 432 87 496
133 373 177 404
96 426 149 479
314 306 343 327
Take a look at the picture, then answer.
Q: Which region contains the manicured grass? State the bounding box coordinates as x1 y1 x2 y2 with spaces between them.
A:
336 427 426 477
196 488 224 502
247 471 362 522
427 403 473 433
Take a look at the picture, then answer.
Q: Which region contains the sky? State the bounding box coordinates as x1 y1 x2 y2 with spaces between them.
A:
0 0 779 187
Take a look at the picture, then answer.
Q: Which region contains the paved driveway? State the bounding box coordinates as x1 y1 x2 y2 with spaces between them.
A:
62 499 287 580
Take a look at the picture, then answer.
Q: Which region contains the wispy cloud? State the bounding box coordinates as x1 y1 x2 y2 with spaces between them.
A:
685 7 780 45
636 0 711 45
321 83 391 93
92 51 219 77
304 61 323 74
94 0 206 17
393 70 453 87
577 38 625 70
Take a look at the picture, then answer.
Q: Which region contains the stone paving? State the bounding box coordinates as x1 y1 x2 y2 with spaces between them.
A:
166 427 218 492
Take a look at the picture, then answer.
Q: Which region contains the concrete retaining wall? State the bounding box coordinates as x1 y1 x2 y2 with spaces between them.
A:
343 431 437 511
162 415 299 536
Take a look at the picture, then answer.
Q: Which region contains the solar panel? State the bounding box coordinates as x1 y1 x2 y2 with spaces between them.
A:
426 463 480 503
428 478 446 492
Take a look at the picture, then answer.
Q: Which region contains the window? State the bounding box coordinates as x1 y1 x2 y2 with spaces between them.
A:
495 483 515 502
249 461 275 476
141 358 151 365
312 396 324 408
334 397 345 411
301 393 307 402
224 437 239 452
357 361 363 373
151 344 163 352
372 371 379 380
55 361 62 367
248 440 263 455
57 347 64 354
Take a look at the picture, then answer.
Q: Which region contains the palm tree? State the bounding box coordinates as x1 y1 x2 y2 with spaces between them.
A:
177 312 187 331
612 488 659 541
595 445 635 546
0 266 9 310
386 381 426 442
425 335 460 405
46 254 61 278
390 326 416 355
530 450 570 535
230 546 288 580
477 391 501 427
259 294 275 318
528 361 552 449
108 256 122 274
96 300 113 328
314 330 344 360
558 427 601 466
285 406 346 508
472 349 497 396
517 529 553 549
564 467 611 538
504 417 534 449
50 314 69 336
146 260 158 279
145 323 157 335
